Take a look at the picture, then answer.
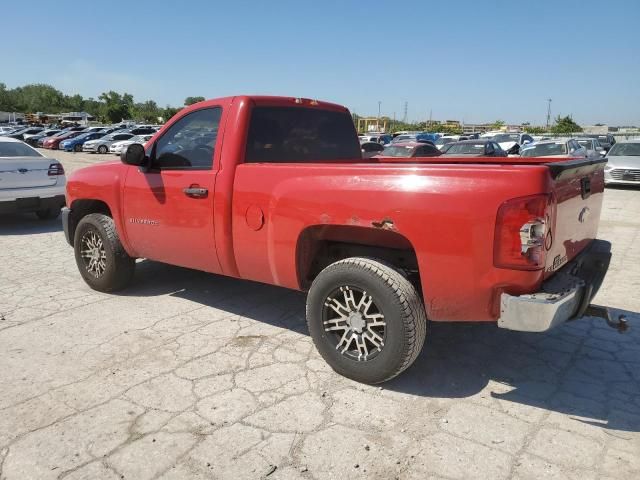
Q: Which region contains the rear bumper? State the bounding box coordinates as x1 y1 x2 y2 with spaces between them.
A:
0 194 66 215
498 239 611 332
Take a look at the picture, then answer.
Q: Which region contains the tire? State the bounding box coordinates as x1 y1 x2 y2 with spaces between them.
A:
73 213 135 292
306 257 427 384
35 208 60 220
98 145 108 154
74 144 82 152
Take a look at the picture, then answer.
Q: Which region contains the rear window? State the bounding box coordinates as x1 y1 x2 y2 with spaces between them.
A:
0 141 42 157
445 143 485 154
520 143 568 157
245 107 361 163
382 145 415 157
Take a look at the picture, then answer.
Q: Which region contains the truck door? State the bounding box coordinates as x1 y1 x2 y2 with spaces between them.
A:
122 107 223 273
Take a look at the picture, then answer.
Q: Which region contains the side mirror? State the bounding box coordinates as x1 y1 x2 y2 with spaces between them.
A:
121 143 147 166
522 139 531 145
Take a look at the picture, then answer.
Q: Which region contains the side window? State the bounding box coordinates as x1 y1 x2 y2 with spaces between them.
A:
486 143 495 154
153 107 221 170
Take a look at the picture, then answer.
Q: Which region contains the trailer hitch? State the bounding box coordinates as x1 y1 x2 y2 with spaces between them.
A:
584 304 629 333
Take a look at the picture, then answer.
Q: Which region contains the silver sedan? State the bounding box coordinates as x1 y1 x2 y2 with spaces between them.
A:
604 140 640 186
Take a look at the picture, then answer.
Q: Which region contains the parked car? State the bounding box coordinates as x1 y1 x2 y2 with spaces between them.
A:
520 139 587 158
25 129 62 146
586 133 616 151
109 134 154 155
7 126 45 141
359 133 392 145
360 141 385 158
0 136 66 219
99 127 122 134
482 132 535 155
604 140 640 186
576 138 607 159
0 126 17 135
434 136 458 150
120 126 158 135
42 131 83 150
391 132 439 144
61 132 107 152
62 95 611 384
441 140 507 157
381 141 442 158
83 132 135 153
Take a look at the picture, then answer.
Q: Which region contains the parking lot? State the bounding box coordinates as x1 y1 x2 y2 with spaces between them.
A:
0 149 639 479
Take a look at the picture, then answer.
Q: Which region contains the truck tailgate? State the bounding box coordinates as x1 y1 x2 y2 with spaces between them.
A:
544 158 606 278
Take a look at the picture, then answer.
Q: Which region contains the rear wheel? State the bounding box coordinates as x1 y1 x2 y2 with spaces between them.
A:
73 213 135 292
98 145 108 154
35 208 60 220
306 257 427 384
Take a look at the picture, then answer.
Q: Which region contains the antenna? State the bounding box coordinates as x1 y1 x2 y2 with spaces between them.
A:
546 98 552 129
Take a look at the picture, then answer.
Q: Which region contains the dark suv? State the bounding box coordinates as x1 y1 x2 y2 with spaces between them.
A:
586 134 616 151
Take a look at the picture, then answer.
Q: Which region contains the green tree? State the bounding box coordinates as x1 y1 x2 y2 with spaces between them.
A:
490 120 506 129
132 100 161 123
551 115 582 134
184 96 205 106
524 126 547 135
162 106 181 122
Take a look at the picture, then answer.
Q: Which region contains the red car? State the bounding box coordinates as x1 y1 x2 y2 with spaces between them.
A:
42 131 83 150
62 95 612 384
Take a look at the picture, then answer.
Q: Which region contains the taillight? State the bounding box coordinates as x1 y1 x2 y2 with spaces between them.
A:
494 194 550 270
48 163 65 176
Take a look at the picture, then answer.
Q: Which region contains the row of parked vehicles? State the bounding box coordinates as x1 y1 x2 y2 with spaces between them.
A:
358 130 638 186
359 130 616 159
0 123 160 154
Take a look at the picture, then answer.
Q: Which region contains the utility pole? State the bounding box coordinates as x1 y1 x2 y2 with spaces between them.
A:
402 102 408 124
393 112 396 133
377 101 381 131
428 109 432 129
546 98 552 129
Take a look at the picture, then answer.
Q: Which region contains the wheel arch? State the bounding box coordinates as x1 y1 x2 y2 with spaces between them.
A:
67 199 113 247
295 224 420 292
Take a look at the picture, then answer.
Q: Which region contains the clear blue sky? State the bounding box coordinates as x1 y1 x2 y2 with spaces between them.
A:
1 0 639 125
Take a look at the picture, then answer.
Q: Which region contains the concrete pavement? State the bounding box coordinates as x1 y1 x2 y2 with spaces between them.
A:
0 150 638 479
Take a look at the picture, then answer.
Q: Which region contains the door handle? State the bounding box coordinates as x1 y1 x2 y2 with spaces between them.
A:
183 186 208 198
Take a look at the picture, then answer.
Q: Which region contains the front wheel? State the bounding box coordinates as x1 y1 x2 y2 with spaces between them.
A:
306 257 427 384
73 213 135 292
74 144 82 152
98 145 108 154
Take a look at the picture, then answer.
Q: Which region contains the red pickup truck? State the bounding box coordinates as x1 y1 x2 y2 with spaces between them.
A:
63 96 612 384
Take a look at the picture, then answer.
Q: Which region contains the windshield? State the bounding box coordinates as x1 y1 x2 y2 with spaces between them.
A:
0 141 42 157
577 140 593 149
608 143 640 156
435 138 455 146
381 145 415 157
520 143 568 157
491 134 520 143
445 143 485 154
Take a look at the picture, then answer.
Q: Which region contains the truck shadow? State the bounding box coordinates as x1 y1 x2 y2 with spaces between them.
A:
126 260 640 434
0 213 63 235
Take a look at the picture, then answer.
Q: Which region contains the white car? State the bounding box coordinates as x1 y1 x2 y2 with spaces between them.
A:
0 137 66 219
109 134 154 155
520 138 588 159
481 132 535 154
